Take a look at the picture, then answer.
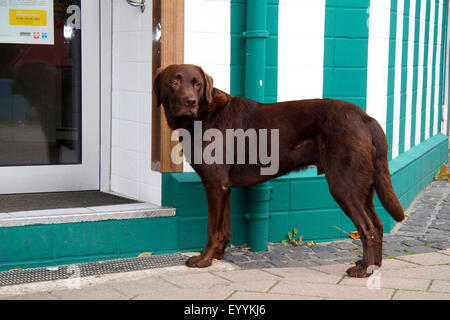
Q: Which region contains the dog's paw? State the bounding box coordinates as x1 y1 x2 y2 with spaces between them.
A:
346 264 372 278
185 255 212 268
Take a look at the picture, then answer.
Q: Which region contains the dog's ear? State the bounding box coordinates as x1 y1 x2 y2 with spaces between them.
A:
198 66 214 105
153 67 163 107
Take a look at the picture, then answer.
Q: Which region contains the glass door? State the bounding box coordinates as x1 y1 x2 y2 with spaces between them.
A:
0 0 99 193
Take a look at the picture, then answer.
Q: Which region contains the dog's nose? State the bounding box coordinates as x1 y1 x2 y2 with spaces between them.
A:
185 96 197 106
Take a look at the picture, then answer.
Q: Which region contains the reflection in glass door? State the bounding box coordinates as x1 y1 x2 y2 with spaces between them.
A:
0 0 99 193
0 0 82 166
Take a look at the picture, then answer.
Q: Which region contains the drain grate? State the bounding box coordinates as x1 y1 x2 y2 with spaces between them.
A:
0 253 187 287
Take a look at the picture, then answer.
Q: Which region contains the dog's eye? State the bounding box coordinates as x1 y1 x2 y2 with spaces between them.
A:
169 80 179 87
193 81 201 89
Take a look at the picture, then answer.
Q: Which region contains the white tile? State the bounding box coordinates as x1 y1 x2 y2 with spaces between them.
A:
185 0 230 34
117 148 139 181
138 123 151 155
278 36 324 67
116 61 140 92
278 66 323 101
278 2 325 37
139 62 152 93
185 32 230 65
116 176 139 199
118 119 139 151
138 183 162 205
138 31 153 62
8 207 93 218
138 93 152 124
113 91 139 122
114 31 140 62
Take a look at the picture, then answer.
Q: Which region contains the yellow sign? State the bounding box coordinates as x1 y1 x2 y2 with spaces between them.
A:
9 9 47 26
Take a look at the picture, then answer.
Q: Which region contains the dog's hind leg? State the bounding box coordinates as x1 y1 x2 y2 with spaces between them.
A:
326 171 383 278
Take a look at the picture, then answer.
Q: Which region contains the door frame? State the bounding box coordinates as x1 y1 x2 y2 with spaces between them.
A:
0 0 101 194
100 0 112 193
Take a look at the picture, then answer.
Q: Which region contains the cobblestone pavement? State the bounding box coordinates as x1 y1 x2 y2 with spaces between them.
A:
223 180 450 269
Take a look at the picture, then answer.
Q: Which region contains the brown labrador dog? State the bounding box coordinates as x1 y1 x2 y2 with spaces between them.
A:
154 64 404 278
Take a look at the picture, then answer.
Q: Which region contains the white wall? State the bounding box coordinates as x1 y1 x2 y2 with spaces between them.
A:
183 0 231 172
110 0 161 204
277 0 326 102
366 0 390 134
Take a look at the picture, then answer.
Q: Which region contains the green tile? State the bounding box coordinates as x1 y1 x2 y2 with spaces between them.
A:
0 225 53 262
54 221 117 258
290 209 341 241
290 178 337 210
118 217 177 254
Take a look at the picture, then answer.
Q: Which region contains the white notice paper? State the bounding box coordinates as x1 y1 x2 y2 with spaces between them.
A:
0 0 54 45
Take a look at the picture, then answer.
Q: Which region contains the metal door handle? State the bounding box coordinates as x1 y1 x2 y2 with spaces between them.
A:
126 0 145 13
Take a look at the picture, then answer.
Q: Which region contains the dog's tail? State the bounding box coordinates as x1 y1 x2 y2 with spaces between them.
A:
366 117 405 222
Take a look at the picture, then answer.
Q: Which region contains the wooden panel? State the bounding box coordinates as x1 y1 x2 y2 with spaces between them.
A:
152 0 184 172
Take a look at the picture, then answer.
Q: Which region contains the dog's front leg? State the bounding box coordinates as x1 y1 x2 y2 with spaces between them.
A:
186 183 231 268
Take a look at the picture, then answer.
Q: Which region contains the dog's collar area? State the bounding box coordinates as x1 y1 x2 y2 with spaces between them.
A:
175 113 200 131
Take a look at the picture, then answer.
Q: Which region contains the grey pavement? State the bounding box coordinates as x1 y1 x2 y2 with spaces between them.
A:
0 181 449 300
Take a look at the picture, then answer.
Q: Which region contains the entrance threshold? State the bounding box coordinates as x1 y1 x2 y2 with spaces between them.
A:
0 191 175 227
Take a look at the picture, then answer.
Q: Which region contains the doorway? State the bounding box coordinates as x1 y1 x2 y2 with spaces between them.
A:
0 0 100 194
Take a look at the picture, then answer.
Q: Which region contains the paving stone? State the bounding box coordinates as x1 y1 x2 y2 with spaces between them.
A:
340 276 430 291
331 241 356 250
228 291 322 300
397 252 450 265
263 267 342 284
404 246 438 254
160 272 230 290
383 243 408 251
224 254 250 264
271 279 394 300
383 250 407 257
310 245 337 253
49 283 126 300
428 242 450 250
309 259 339 266
392 290 450 300
401 239 425 247
382 265 450 280
429 280 450 293
239 261 274 269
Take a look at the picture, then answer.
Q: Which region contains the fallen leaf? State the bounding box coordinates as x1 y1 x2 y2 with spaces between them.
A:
295 259 304 262
9 268 20 271
307 241 315 246
212 258 220 262
230 244 236 249
429 197 435 201
344 260 355 265
404 212 409 217
280 260 289 264
242 247 251 251
348 247 359 252
178 252 185 257
299 235 303 242
138 252 153 257
349 231 360 239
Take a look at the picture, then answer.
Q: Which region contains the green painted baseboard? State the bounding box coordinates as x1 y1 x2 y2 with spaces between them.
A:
0 134 447 271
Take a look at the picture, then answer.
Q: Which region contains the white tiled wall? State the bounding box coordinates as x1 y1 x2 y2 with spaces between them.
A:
366 0 390 133
183 0 231 172
111 0 161 204
277 0 326 102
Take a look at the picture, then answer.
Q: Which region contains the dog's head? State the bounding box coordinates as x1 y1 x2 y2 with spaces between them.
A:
153 64 214 129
